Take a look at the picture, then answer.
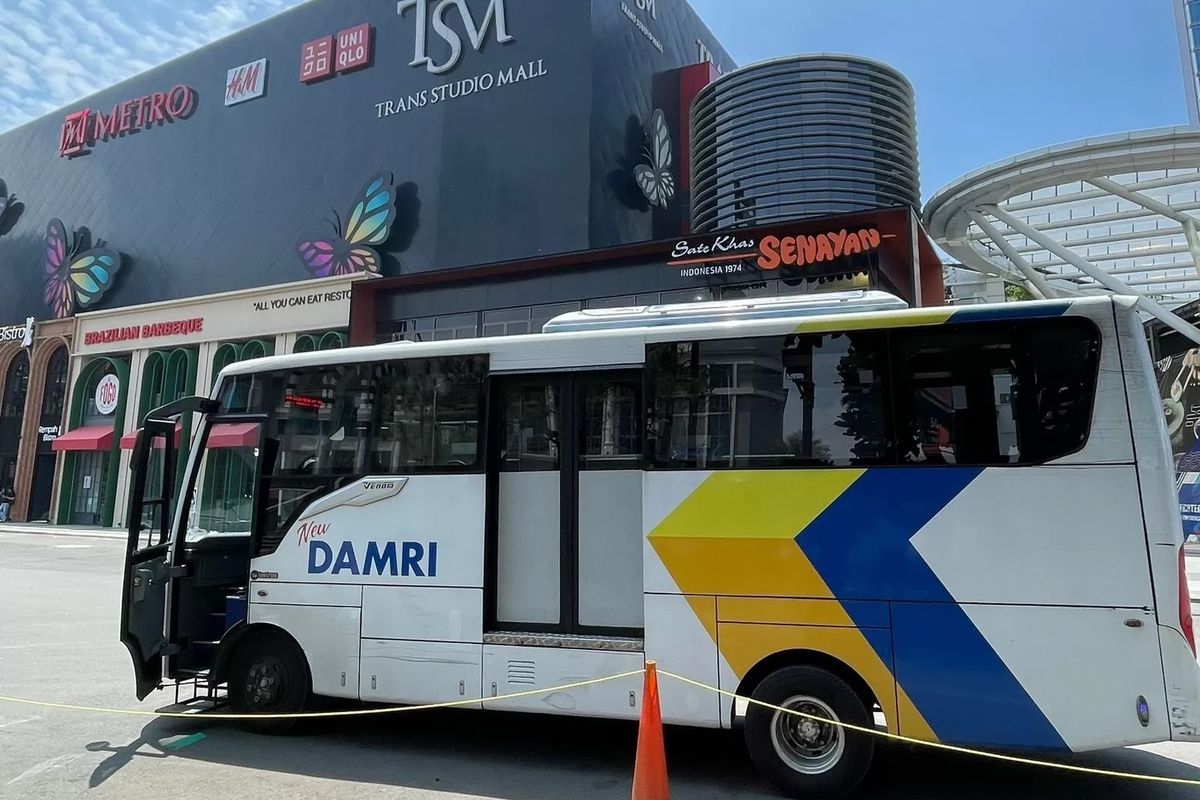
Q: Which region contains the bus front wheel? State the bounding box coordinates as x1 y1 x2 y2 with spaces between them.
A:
228 632 310 734
744 665 874 798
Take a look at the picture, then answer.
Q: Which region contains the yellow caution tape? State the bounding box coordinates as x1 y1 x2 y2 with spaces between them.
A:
5 665 1200 788
657 669 1200 788
0 669 643 720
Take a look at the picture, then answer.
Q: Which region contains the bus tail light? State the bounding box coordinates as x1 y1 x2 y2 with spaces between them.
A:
1179 545 1196 656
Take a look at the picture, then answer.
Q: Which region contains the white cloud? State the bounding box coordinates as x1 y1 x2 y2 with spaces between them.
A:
0 0 305 132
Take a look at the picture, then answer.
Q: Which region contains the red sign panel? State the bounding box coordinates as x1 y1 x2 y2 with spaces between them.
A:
58 85 197 158
300 35 334 83
336 24 372 73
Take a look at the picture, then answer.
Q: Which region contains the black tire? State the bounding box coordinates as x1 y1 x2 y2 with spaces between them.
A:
228 632 311 734
744 665 875 798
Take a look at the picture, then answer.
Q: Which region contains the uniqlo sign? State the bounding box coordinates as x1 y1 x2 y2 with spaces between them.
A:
225 58 268 106
299 35 333 83
300 24 373 85
335 24 372 72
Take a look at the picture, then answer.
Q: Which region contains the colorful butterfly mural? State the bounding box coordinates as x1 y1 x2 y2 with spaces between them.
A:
297 173 398 277
43 219 122 319
635 109 675 210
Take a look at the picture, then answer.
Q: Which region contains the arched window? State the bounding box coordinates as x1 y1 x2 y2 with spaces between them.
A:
212 339 274 390
294 331 346 353
41 347 68 421
2 352 29 419
0 351 29 491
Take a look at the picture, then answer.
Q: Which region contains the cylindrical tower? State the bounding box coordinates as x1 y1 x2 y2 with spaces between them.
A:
690 54 920 233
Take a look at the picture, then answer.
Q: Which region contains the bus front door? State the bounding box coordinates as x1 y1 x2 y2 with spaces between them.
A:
120 418 178 700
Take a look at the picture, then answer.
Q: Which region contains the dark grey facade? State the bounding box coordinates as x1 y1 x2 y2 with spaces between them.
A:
689 54 920 233
0 0 733 328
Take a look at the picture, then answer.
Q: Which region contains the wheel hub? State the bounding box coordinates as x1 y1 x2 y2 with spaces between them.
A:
245 657 286 708
770 695 845 775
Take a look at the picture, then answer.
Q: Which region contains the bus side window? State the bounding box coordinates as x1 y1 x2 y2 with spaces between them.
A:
645 332 889 469
891 319 1099 466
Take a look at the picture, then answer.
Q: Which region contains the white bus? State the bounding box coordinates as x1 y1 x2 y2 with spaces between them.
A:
121 290 1200 798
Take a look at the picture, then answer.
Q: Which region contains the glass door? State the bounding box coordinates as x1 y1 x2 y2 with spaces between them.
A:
487 372 644 636
492 378 565 630
72 450 108 526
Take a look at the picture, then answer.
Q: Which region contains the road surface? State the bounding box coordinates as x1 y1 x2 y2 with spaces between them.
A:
3 528 1200 799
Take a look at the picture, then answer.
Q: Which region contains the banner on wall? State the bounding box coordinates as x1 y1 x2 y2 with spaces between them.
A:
1156 348 1200 541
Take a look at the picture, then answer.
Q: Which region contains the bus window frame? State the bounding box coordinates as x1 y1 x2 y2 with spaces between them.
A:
643 315 1103 471
173 412 269 562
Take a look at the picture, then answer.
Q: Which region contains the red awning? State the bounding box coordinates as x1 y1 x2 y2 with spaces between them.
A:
52 425 115 452
208 423 259 449
119 423 183 450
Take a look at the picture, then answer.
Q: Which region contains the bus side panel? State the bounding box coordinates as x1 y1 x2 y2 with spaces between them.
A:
360 640 482 708
481 646 643 720
248 603 361 699
644 593 721 728
643 470 907 732
1115 303 1200 740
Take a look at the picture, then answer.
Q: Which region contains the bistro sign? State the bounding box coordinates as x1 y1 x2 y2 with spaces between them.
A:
0 316 35 347
59 84 197 158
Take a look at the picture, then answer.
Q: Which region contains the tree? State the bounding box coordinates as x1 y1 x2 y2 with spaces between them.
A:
1005 283 1034 302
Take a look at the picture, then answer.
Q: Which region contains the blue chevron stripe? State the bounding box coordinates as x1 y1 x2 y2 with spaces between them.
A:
950 302 1071 324
795 468 1067 750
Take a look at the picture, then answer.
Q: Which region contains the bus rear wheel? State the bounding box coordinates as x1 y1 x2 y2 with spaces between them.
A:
744 665 874 798
228 632 310 734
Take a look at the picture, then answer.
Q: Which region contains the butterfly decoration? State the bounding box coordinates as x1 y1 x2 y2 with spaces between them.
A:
0 191 13 227
297 173 398 277
43 219 122 319
634 108 675 210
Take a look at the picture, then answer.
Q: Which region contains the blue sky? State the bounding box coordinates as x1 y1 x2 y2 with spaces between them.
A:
0 0 1187 199
691 0 1187 197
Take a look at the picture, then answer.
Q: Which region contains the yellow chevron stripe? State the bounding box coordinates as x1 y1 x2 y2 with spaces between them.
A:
791 307 955 334
648 470 863 540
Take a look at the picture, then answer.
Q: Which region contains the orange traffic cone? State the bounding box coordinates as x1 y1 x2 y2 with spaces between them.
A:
632 660 670 800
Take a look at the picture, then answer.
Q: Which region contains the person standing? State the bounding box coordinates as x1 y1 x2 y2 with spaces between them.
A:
0 484 14 523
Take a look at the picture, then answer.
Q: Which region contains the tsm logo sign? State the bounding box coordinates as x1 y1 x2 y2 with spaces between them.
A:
396 0 515 75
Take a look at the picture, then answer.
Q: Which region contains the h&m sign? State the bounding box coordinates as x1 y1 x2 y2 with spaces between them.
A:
226 58 268 106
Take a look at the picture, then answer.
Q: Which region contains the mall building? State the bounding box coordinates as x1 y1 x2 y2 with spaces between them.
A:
0 0 940 527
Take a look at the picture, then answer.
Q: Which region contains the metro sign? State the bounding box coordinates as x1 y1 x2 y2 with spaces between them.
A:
226 58 268 106
58 84 196 158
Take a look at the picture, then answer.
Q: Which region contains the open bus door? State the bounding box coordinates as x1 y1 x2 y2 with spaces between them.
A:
120 396 215 700
120 417 177 699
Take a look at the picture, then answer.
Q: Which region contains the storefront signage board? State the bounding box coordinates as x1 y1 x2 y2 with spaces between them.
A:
226 59 268 106
0 316 35 347
74 276 365 356
59 84 197 158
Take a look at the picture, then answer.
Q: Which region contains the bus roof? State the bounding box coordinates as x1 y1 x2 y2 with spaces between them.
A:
217 293 1129 383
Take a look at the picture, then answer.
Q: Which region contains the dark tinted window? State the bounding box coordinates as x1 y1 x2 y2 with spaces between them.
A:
370 355 486 471
646 318 1099 469
893 320 1098 465
647 332 888 468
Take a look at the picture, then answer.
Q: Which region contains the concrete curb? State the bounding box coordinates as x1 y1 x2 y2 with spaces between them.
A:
0 524 125 541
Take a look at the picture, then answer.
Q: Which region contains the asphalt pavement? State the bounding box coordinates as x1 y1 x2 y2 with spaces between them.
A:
4 528 1200 799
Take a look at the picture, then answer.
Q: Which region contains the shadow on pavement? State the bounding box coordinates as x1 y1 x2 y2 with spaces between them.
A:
107 708 1200 799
